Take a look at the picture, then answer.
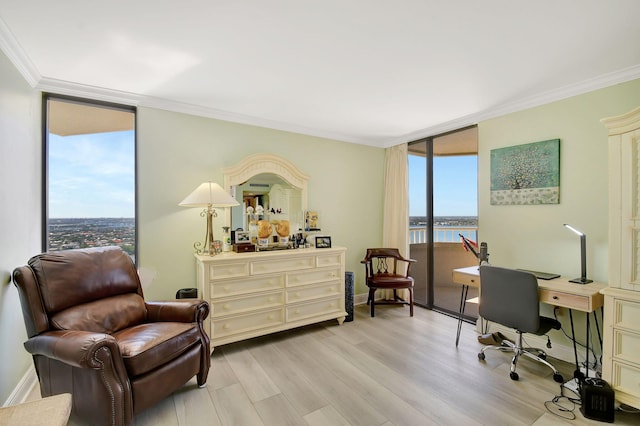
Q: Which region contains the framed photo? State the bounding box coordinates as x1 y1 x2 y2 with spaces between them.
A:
234 231 250 244
315 236 331 249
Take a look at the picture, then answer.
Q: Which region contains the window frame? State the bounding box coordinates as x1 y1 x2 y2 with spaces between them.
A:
42 93 138 260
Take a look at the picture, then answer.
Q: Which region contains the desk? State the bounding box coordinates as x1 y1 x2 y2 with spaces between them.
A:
452 266 607 379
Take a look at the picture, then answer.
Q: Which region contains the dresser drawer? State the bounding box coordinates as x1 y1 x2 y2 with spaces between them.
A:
208 262 250 280
317 253 343 268
286 282 342 304
539 289 590 311
251 256 315 275
212 291 284 318
613 329 640 365
286 297 342 322
613 298 640 331
211 275 284 299
213 308 285 339
287 267 341 288
611 360 640 400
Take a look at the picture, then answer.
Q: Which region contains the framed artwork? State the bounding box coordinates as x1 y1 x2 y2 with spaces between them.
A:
315 236 332 249
234 231 250 244
490 139 560 205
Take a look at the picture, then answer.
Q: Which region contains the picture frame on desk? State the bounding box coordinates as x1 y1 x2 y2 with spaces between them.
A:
315 236 331 249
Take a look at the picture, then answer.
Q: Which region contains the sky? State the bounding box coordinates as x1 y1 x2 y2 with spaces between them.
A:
409 154 478 217
49 130 135 218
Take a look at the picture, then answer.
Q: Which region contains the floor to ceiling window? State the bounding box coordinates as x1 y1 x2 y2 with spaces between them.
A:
408 126 479 320
43 95 137 259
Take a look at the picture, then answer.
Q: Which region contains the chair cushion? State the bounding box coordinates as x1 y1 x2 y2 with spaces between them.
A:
28 247 141 314
369 274 414 289
50 293 147 334
113 322 201 377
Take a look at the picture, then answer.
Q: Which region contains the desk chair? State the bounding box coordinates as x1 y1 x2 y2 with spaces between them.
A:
477 265 564 383
361 248 416 317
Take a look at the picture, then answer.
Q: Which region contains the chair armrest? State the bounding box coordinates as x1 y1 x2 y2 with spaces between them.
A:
23 330 121 369
146 300 210 323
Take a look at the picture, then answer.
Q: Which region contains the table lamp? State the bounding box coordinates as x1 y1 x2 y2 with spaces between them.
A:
564 224 593 284
180 182 239 256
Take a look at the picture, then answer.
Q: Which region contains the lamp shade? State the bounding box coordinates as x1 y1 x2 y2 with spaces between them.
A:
179 182 239 207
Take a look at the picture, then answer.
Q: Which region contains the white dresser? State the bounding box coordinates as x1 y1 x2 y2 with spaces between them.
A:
602 106 640 409
196 246 347 349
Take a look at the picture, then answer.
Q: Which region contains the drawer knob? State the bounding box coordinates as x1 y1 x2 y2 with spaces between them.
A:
295 309 300 314
223 304 230 309
268 314 273 320
224 286 230 291
553 296 559 300
296 292 301 297
268 297 274 302
223 324 230 329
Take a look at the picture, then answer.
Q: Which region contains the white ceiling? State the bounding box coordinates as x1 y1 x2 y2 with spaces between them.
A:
1 1 640 148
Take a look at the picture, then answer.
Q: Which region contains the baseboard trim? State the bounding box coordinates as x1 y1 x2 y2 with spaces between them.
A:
3 366 37 407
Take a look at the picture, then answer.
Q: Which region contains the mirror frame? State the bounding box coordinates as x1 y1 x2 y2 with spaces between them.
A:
223 153 309 228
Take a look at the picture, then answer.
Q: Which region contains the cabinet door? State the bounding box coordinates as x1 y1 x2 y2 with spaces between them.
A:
620 129 640 291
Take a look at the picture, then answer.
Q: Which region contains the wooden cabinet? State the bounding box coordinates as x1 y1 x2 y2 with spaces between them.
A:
196 247 346 349
602 106 640 409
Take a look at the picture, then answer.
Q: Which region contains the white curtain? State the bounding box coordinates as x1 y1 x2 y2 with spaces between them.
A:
382 143 410 300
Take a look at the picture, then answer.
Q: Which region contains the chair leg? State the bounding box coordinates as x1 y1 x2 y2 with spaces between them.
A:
368 288 376 317
409 288 414 317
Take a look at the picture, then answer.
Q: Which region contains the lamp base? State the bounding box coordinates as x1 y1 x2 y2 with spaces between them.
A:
569 277 593 284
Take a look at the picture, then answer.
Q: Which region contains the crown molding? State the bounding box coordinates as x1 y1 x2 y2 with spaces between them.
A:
0 16 40 86
388 64 640 147
35 76 375 146
30 65 640 149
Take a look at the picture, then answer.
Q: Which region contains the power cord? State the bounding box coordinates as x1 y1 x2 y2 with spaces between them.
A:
545 382 581 420
553 308 600 370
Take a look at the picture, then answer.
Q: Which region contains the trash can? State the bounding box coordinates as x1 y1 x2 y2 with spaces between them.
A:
345 271 354 322
176 288 198 299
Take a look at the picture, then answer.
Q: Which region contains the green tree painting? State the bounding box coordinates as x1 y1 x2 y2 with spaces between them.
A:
490 139 560 205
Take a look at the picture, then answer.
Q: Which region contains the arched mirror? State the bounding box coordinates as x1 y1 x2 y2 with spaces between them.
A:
223 154 309 236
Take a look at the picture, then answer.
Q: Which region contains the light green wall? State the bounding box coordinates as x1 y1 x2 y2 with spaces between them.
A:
0 50 41 403
479 78 640 345
136 108 385 301
479 78 640 281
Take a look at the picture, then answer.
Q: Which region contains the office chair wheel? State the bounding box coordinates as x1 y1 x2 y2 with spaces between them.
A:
510 371 519 381
478 352 485 360
553 373 564 383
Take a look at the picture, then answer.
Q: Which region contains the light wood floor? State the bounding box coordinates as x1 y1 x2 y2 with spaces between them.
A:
55 305 640 424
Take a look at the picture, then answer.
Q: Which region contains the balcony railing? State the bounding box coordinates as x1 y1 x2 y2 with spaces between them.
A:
410 226 477 244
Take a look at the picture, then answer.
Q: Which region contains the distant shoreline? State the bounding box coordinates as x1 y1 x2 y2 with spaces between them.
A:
410 216 477 227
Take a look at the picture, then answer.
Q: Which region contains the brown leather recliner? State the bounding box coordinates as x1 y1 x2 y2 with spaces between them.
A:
12 246 210 426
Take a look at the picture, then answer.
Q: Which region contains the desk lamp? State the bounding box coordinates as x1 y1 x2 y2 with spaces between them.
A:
180 182 239 256
564 224 593 284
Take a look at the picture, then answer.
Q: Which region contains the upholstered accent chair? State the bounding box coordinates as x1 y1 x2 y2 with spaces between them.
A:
13 246 210 426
